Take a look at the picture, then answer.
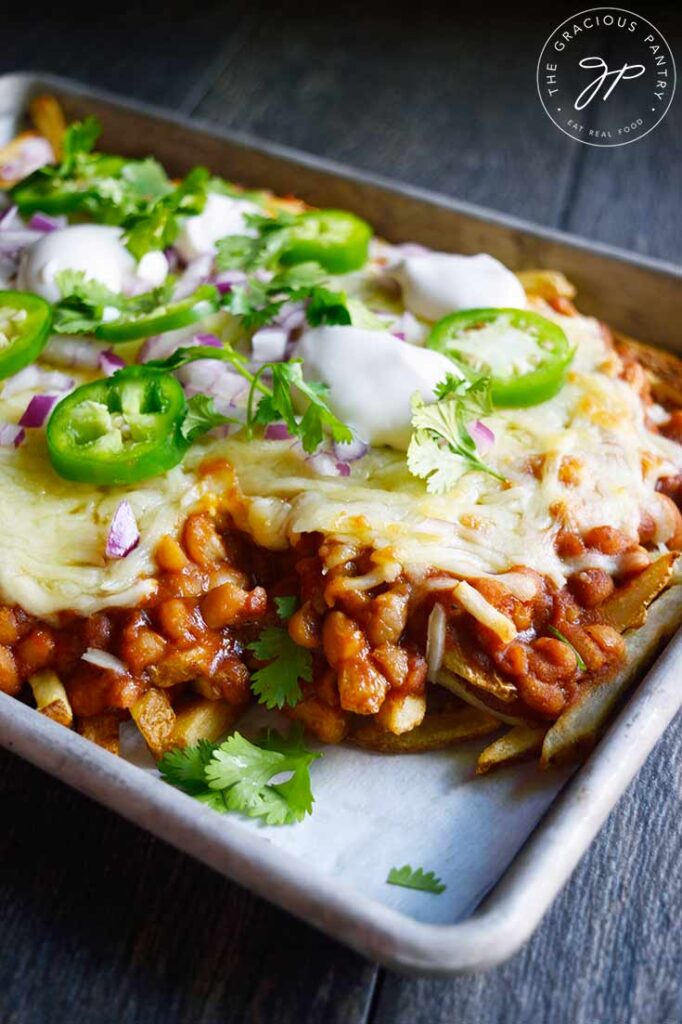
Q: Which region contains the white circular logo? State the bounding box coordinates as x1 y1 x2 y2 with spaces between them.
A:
537 7 676 147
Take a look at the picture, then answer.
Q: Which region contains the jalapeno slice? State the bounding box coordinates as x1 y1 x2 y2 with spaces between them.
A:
10 155 127 216
0 290 52 380
46 368 189 485
279 210 372 274
94 285 220 343
427 308 574 407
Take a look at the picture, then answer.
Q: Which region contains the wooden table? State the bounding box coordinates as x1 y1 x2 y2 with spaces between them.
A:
1 4 681 1021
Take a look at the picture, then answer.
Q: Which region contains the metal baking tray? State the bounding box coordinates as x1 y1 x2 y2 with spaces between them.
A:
1 71 681 975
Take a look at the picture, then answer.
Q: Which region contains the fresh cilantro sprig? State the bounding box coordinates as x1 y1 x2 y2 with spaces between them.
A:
275 595 298 620
386 864 446 895
147 346 352 454
180 393 236 443
215 210 299 273
123 165 210 259
224 262 351 330
247 627 312 710
158 725 320 825
52 269 175 334
547 625 587 671
407 372 505 494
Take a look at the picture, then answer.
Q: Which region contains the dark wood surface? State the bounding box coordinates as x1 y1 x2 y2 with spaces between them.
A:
1 4 681 1022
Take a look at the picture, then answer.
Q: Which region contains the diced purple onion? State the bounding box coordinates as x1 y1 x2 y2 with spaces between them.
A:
251 327 288 364
105 501 140 559
174 253 214 299
99 349 126 376
333 435 369 462
213 269 247 294
18 394 58 428
470 419 495 454
392 331 406 341
397 242 430 258
178 360 247 411
28 211 67 233
0 228 43 255
1 366 74 400
194 333 222 348
274 301 307 333
138 332 197 363
164 247 179 273
0 204 19 229
264 422 292 441
81 648 128 675
0 421 25 448
0 136 53 182
305 451 348 477
336 461 351 477
42 336 106 369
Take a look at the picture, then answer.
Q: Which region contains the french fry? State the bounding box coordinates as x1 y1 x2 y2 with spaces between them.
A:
541 585 682 767
77 714 121 755
28 670 73 728
476 725 546 775
287 696 349 744
436 668 531 726
349 705 499 753
600 552 677 632
131 687 176 759
375 692 426 735
442 643 518 703
517 269 576 301
170 697 243 749
29 95 66 159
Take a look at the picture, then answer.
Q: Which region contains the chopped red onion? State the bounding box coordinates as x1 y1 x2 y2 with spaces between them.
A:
305 451 347 477
392 331 406 341
174 253 213 299
264 422 293 440
0 228 43 255
213 269 247 294
42 336 106 369
336 461 351 477
251 327 288 363
470 419 495 454
81 648 128 675
274 301 307 333
18 394 57 428
105 501 140 559
28 211 67 233
0 204 19 229
164 247 179 273
0 422 25 448
1 366 74 399
99 349 126 376
333 435 369 462
0 136 53 181
178 360 246 412
194 333 222 348
138 332 199 363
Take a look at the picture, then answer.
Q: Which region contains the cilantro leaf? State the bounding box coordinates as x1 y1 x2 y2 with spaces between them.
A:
306 286 352 327
158 739 216 795
181 393 236 443
215 209 297 273
205 725 320 825
52 270 175 335
247 626 312 709
250 360 352 453
60 116 101 174
275 595 298 620
547 625 587 671
386 864 446 895
123 166 210 259
407 372 504 493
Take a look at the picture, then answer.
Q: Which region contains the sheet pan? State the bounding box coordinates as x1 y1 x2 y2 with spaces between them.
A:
0 71 681 974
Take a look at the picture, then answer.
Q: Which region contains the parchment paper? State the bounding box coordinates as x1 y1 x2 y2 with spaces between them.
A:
122 715 572 925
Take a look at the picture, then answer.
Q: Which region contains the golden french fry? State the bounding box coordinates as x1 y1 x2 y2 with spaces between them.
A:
171 697 243 749
436 668 531 726
28 670 73 728
476 725 546 775
29 95 66 159
349 705 500 753
442 644 518 703
131 687 176 758
288 696 349 744
375 692 426 735
600 552 677 632
542 584 682 767
77 714 121 755
517 269 576 301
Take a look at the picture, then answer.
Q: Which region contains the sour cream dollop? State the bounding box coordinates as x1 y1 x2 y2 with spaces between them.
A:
175 192 261 262
297 326 455 450
17 224 168 302
394 252 526 321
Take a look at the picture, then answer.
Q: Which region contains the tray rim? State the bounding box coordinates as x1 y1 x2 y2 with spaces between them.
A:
0 69 681 975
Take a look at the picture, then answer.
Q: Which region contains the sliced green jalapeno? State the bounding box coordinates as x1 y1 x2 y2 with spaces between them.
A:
279 210 372 274
94 285 220 343
0 290 52 380
10 155 127 216
426 308 574 407
46 366 189 485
